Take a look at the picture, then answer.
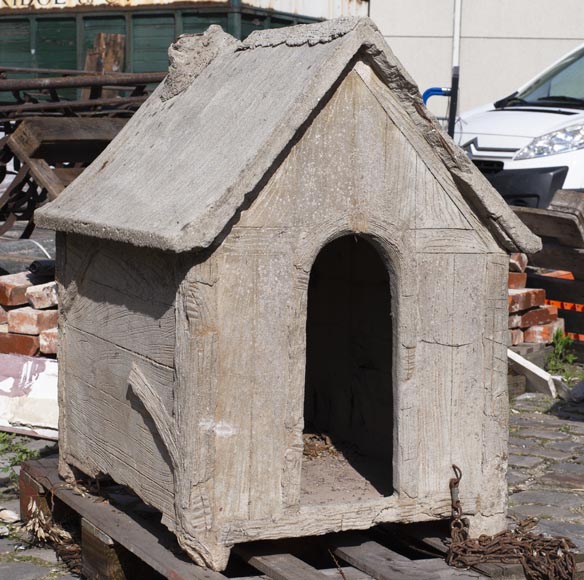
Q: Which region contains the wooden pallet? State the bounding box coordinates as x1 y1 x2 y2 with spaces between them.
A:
18 456 581 580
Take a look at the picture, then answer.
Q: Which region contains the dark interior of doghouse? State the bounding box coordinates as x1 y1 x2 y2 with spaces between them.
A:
301 235 394 504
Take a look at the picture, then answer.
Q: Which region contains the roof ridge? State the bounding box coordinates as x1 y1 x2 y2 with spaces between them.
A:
240 17 376 50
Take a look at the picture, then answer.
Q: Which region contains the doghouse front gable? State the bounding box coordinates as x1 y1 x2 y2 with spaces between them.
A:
202 60 509 536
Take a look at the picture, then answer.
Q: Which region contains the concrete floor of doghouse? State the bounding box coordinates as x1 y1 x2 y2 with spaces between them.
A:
300 447 391 505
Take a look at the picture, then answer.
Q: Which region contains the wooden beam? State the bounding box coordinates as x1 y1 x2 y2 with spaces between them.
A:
558 308 584 335
8 117 126 160
331 534 438 580
81 33 126 100
235 545 329 580
21 457 226 580
526 274 584 304
514 206 584 249
529 243 584 280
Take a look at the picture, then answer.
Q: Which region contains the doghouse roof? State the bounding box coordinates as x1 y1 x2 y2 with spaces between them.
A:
37 18 541 255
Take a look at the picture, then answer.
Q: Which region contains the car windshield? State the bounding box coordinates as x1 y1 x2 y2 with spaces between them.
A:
514 45 584 106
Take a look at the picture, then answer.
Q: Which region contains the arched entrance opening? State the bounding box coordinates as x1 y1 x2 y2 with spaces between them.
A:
301 235 394 504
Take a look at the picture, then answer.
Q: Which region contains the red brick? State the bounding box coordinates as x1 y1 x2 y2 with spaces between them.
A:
508 272 527 290
508 288 546 313
0 325 39 356
524 318 565 344
509 253 528 273
508 305 558 329
508 328 524 346
7 307 58 336
39 327 59 355
0 272 37 306
25 281 58 310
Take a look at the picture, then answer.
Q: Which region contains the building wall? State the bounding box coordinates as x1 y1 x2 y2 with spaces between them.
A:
1 0 369 18
0 2 368 75
370 0 584 118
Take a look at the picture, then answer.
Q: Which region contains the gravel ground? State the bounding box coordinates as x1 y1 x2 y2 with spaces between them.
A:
0 437 77 579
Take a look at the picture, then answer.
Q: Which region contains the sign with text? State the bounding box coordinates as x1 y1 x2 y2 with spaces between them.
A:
1 0 223 9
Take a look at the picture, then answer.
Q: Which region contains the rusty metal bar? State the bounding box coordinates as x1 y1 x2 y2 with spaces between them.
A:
0 96 147 114
0 72 166 92
0 66 94 76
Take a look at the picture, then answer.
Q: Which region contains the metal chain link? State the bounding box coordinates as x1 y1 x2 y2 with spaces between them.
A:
446 465 576 580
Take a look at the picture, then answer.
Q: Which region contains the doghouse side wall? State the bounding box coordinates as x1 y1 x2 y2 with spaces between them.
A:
56 232 177 524
197 63 508 536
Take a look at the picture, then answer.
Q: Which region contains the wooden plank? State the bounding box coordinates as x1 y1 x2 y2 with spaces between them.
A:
559 308 584 334
22 457 226 580
82 518 128 580
332 532 411 563
415 559 485 579
400 528 524 579
471 562 525 579
513 206 584 248
507 349 557 397
24 158 64 200
320 567 374 579
9 117 126 164
331 535 438 580
528 243 584 280
81 33 126 100
232 569 374 580
549 190 584 215
526 273 584 304
395 522 451 556
53 167 85 187
235 545 328 580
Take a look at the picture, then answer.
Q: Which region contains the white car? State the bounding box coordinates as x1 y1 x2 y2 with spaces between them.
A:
455 43 584 208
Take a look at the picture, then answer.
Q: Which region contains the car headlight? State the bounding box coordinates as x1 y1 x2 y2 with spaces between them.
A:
514 123 584 160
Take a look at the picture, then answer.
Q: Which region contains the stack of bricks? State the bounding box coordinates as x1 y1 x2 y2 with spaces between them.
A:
0 271 58 356
508 253 564 346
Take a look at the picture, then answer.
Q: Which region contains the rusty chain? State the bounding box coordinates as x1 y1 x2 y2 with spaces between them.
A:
446 465 576 580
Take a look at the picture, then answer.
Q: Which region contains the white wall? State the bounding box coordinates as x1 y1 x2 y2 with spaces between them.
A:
370 0 584 118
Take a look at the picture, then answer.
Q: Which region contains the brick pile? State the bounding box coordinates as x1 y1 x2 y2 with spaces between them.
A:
0 271 58 356
508 253 564 346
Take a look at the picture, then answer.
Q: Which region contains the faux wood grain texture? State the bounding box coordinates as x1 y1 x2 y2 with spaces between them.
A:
474 254 509 535
62 326 175 520
221 494 480 544
64 234 177 307
65 282 175 367
415 229 488 254
55 45 513 567
353 61 500 254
